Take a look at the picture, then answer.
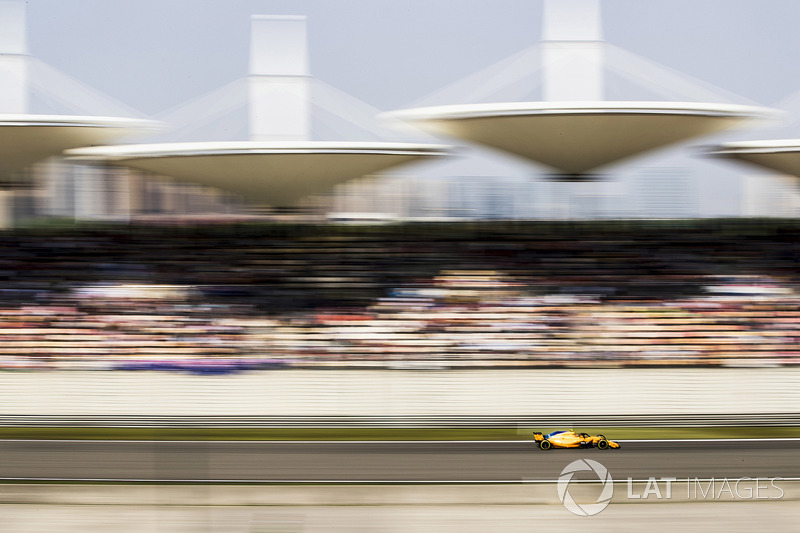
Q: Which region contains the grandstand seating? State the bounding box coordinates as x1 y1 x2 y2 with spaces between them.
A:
0 220 797 370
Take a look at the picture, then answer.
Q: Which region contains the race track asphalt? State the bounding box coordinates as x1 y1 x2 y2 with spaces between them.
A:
0 440 797 482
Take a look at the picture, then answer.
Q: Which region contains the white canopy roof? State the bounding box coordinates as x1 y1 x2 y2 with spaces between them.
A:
387 101 773 177
67 141 450 206
0 114 156 180
707 140 800 178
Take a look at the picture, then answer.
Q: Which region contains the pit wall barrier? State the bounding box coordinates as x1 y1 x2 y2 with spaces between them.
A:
0 368 798 418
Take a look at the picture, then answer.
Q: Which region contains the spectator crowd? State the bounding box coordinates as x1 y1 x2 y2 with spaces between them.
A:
0 219 798 372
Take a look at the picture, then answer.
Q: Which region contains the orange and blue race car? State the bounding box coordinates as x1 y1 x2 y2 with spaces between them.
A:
533 429 621 450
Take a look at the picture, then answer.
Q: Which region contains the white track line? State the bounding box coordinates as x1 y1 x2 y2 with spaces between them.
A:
0 478 545 484
1 478 799 484
1 438 799 444
619 438 800 443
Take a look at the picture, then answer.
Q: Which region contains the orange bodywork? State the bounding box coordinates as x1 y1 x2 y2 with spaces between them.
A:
533 430 621 450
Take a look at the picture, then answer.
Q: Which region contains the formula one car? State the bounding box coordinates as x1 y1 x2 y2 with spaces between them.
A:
533 430 621 450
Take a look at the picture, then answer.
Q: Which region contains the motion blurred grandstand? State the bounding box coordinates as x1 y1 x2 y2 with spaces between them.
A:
0 1 798 374
0 219 797 372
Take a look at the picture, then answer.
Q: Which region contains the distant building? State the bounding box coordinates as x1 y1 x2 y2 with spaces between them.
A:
631 168 698 218
742 174 800 218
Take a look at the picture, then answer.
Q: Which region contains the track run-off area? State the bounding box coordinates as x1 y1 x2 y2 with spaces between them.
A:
0 439 798 483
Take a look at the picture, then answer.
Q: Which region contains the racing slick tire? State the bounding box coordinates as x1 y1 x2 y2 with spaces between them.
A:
597 439 610 450
539 439 552 450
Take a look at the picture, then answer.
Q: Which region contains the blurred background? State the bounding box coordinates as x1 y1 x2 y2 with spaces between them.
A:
1 0 800 531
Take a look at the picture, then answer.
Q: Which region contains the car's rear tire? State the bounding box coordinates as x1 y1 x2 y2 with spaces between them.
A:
597 439 609 450
539 439 552 450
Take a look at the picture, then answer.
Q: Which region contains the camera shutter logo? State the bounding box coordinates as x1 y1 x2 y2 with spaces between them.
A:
557 459 614 516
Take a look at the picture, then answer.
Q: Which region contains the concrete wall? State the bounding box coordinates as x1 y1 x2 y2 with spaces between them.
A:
0 368 798 417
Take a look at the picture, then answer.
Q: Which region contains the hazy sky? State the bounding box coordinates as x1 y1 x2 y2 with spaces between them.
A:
24 1 800 115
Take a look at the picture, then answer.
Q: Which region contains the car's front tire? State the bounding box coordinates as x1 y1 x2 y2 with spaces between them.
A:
597 439 610 450
539 439 552 450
